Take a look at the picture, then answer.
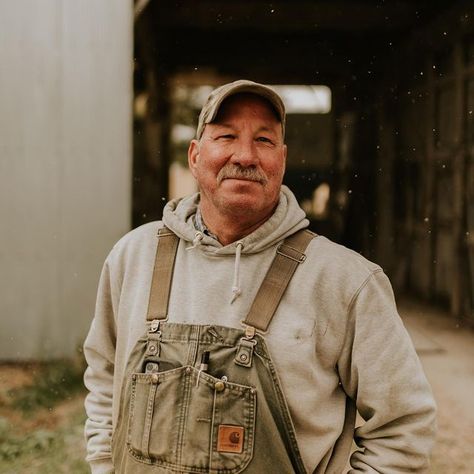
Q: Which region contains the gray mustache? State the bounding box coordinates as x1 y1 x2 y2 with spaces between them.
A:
217 165 268 184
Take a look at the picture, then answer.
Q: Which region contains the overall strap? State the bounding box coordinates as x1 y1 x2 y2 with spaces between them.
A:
242 229 315 332
146 226 179 321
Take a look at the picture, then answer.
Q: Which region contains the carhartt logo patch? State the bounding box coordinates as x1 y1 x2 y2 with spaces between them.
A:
217 425 244 453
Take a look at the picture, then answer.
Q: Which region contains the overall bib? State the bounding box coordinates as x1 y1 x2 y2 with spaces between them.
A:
111 228 315 474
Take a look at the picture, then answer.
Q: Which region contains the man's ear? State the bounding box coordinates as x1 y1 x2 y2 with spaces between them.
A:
188 139 200 177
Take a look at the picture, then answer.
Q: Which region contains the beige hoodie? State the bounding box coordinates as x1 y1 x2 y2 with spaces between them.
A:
84 186 436 474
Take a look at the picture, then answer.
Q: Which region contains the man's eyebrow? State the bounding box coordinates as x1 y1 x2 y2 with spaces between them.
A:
256 126 277 134
211 122 234 129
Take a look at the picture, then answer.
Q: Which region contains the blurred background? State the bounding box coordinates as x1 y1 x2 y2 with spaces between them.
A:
0 1 473 472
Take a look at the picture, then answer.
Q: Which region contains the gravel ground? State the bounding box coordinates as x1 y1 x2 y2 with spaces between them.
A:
400 299 474 473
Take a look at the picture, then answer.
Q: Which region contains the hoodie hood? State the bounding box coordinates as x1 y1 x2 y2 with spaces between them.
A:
162 185 309 255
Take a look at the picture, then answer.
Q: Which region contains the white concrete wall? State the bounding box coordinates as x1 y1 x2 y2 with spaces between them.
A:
0 1 133 359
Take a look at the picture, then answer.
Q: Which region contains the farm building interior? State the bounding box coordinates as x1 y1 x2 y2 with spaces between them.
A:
1 1 473 361
133 0 474 323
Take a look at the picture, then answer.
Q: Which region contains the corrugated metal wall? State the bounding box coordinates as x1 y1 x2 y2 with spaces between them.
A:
0 1 133 359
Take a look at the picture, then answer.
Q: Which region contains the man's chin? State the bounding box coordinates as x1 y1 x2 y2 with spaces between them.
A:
220 182 262 200
218 194 269 215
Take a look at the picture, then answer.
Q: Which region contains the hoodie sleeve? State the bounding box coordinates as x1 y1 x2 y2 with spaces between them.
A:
83 258 117 474
337 270 436 473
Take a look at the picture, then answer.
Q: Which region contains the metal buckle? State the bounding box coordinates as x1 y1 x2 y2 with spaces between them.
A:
244 325 256 339
157 231 175 237
234 337 257 368
276 244 307 263
240 320 268 336
149 319 160 333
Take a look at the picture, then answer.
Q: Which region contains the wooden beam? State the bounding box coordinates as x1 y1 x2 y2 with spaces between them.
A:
153 1 431 33
451 42 466 317
425 56 437 301
150 28 392 85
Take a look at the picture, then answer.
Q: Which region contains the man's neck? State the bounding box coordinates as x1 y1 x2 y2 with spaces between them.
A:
198 205 275 246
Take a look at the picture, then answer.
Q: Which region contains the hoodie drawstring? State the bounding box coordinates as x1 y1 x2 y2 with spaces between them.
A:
188 232 243 304
231 241 244 304
186 231 204 250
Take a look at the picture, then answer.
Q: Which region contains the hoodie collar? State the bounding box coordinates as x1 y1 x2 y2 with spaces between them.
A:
163 185 309 304
162 185 309 256
194 207 218 241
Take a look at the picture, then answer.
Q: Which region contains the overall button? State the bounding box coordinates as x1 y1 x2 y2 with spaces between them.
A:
214 381 225 392
151 373 159 384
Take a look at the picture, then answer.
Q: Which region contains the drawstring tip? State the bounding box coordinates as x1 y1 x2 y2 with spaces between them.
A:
231 241 244 304
186 231 204 250
230 287 242 304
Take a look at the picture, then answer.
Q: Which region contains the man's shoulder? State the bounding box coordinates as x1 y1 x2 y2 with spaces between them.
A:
299 235 392 331
106 221 164 264
306 234 382 285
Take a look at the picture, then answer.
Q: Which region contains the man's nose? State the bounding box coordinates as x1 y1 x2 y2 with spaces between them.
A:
230 139 259 167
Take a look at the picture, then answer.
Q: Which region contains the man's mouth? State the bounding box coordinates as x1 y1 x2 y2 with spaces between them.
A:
224 176 260 182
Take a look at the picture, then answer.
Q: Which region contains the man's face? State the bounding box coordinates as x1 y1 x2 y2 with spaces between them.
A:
188 93 287 222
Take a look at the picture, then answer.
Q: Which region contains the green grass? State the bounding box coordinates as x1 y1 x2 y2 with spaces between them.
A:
0 407 89 474
0 358 89 474
8 358 86 413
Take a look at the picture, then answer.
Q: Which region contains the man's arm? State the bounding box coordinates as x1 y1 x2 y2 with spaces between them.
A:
337 270 436 473
83 259 117 474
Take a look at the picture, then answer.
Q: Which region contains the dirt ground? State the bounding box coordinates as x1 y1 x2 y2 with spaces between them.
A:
0 364 88 474
400 299 474 473
0 299 473 473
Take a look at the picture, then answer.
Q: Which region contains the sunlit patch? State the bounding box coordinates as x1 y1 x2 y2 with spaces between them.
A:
302 182 331 219
272 85 332 114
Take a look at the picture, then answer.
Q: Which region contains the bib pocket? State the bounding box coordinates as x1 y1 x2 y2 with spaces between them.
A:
127 365 256 473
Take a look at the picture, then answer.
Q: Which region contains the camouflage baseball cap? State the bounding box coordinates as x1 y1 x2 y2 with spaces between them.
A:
196 79 286 139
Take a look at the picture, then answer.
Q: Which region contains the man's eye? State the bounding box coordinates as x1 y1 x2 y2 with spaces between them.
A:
218 134 235 140
257 137 273 144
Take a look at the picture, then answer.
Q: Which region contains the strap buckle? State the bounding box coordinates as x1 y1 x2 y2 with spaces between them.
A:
157 231 176 238
276 244 307 263
244 324 256 339
148 319 161 333
234 337 257 368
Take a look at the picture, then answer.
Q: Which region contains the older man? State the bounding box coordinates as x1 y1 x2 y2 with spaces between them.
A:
84 80 436 474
